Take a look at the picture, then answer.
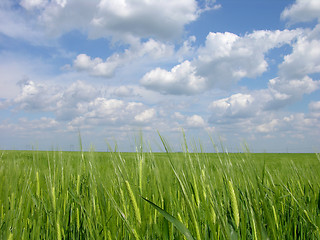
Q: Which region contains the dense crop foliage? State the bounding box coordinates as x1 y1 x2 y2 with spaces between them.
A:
0 139 320 239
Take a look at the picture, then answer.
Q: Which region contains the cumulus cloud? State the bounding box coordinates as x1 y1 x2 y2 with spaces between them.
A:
309 101 320 118
186 115 206 128
13 80 59 111
196 29 301 88
73 39 173 77
10 78 160 129
90 0 198 41
38 0 99 38
0 117 59 133
19 117 59 130
134 108 156 123
73 54 118 77
141 29 301 95
209 93 256 119
279 25 320 79
267 76 320 108
113 86 135 97
309 101 320 112
256 119 279 133
209 74 320 121
20 0 48 10
256 113 319 136
15 0 205 42
55 81 99 120
281 0 320 24
69 97 157 128
141 60 207 95
0 2 43 43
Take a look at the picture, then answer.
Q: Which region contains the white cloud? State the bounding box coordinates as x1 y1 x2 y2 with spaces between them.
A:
73 39 174 77
173 112 185 120
90 0 198 41
0 117 59 133
113 86 135 97
141 29 301 95
281 0 320 24
68 97 157 128
279 26 320 79
20 117 59 130
73 54 118 77
186 115 206 128
134 108 156 123
176 36 197 61
13 80 59 111
38 0 100 38
309 101 320 112
209 93 255 119
8 78 160 129
56 81 99 120
20 0 48 10
269 76 320 98
309 101 320 118
86 98 125 120
262 74 320 110
256 119 279 133
141 60 207 95
195 29 301 88
22 0 201 42
0 4 44 44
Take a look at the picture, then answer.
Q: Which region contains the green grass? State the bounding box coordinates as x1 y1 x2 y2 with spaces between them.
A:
0 139 320 239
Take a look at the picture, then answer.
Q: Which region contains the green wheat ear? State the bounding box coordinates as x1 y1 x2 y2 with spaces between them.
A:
125 180 141 225
141 196 195 240
228 180 239 229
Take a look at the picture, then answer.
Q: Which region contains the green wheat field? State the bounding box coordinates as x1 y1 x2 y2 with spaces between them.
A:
1 135 320 239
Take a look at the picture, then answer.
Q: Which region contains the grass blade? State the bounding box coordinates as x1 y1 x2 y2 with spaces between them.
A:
141 197 195 240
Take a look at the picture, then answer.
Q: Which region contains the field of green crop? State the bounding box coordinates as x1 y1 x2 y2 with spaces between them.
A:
0 137 320 239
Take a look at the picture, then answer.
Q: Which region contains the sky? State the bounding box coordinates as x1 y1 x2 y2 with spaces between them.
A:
0 0 320 152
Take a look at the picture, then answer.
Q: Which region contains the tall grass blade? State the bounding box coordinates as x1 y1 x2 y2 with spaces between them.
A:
141 197 195 240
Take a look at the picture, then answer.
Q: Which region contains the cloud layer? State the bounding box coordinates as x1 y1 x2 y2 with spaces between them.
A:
141 29 302 95
0 0 320 151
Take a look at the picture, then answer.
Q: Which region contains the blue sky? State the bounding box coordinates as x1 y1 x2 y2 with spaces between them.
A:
0 0 320 152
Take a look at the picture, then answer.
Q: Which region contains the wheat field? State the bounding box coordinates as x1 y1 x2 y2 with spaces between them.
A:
0 136 319 239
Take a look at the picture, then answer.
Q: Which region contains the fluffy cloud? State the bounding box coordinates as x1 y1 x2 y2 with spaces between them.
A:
73 54 118 78
20 0 48 10
141 29 301 95
55 81 99 120
10 79 160 128
112 86 135 97
267 76 320 106
0 2 43 43
37 0 99 38
141 60 207 95
186 115 206 128
90 0 198 41
279 25 320 79
309 101 320 112
256 113 319 136
13 80 59 111
69 98 157 127
209 74 320 120
73 39 174 77
134 109 156 123
309 101 320 118
195 29 301 88
256 119 279 133
16 0 203 42
0 117 59 133
281 0 320 24
209 93 255 119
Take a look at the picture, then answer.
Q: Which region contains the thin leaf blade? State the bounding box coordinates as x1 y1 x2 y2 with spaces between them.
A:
141 197 195 240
